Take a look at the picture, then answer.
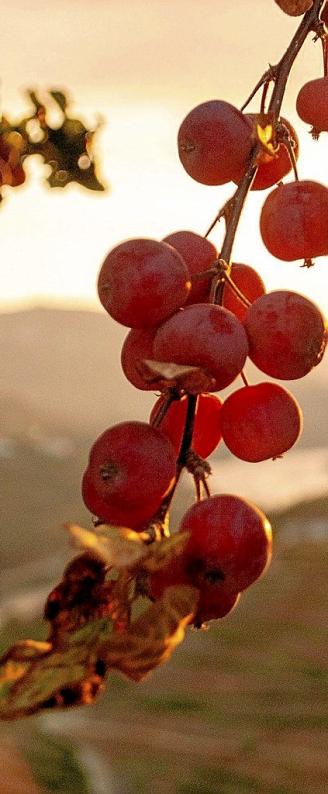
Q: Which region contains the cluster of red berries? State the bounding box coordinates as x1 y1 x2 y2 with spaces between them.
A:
82 3 327 627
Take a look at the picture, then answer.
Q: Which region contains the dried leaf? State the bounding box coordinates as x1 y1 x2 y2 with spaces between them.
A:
140 531 190 573
68 522 148 568
274 0 313 15
102 585 199 681
144 359 216 394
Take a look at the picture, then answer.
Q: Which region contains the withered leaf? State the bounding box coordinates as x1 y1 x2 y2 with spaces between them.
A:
67 522 147 568
101 585 199 681
143 359 216 393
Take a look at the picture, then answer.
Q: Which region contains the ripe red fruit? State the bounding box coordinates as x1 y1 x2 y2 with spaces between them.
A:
222 263 265 322
234 115 299 190
121 327 159 391
162 231 217 303
178 100 253 186
296 77 328 135
83 421 177 516
179 495 272 594
153 304 249 392
98 238 191 328
220 382 303 462
260 180 328 262
82 468 161 529
150 393 222 458
244 290 326 380
150 555 240 625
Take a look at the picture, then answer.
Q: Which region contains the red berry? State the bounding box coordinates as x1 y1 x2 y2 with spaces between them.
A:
244 290 326 380
179 495 272 593
150 554 240 625
260 180 328 262
220 382 302 462
121 327 159 391
98 238 191 328
296 77 328 135
150 393 222 458
153 304 249 392
233 115 299 190
84 421 177 514
82 468 161 529
178 100 253 186
162 230 217 303
222 263 265 322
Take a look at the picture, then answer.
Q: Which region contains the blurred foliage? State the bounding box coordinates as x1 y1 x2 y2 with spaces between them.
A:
0 89 106 202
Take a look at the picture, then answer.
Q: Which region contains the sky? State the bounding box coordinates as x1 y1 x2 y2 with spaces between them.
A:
1 0 328 316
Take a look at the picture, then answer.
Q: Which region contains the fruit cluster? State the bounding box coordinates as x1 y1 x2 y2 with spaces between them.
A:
82 0 327 629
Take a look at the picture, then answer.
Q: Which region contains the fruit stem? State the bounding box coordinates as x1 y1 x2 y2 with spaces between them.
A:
240 66 276 112
240 370 249 387
150 389 180 428
222 270 252 308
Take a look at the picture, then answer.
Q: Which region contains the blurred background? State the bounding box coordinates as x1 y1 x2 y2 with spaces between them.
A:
1 1 327 792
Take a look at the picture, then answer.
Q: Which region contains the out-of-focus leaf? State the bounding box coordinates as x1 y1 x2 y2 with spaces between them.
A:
49 90 68 112
140 531 190 573
68 523 147 568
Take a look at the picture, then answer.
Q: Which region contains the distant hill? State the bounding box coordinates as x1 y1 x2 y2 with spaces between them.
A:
0 306 327 447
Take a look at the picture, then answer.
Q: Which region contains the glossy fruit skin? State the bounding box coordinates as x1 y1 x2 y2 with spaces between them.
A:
150 555 240 625
98 238 191 328
220 382 303 462
121 327 159 391
82 468 161 528
178 100 253 186
83 421 177 517
235 115 299 191
296 77 328 134
153 304 249 392
244 290 326 380
222 263 265 322
150 393 222 458
179 495 272 594
163 230 217 303
274 1 313 18
260 180 328 261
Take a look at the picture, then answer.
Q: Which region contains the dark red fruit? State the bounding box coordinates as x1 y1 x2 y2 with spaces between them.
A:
150 555 240 625
82 468 161 529
98 238 191 328
222 263 265 322
234 115 299 190
178 100 253 186
153 304 249 392
179 495 272 594
163 231 217 303
244 290 326 380
83 421 177 519
260 180 328 262
121 327 159 391
150 393 222 458
296 77 328 135
220 382 303 462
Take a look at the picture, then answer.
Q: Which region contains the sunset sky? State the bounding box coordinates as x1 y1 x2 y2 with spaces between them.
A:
2 0 328 315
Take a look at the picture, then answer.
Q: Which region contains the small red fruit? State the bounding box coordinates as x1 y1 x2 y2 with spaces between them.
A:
233 116 299 191
98 238 191 328
260 180 328 262
222 263 265 322
121 327 159 391
220 382 303 462
296 76 328 136
162 230 217 304
244 290 326 380
178 100 253 186
153 303 249 392
150 393 222 458
179 495 272 594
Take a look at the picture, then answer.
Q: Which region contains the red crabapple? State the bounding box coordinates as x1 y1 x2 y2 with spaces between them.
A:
179 495 272 594
162 230 217 303
153 304 249 391
260 180 328 262
178 100 253 186
82 468 162 529
222 263 265 322
98 238 191 328
244 290 326 380
149 393 222 457
220 382 303 462
150 554 240 625
296 77 328 136
84 421 177 513
121 327 159 391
